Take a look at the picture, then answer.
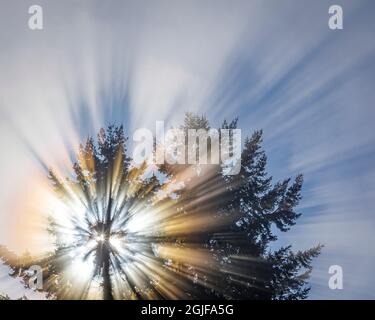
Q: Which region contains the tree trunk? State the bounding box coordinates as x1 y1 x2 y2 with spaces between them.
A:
102 245 113 300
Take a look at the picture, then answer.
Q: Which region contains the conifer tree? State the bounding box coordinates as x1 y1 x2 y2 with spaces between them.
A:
0 114 321 300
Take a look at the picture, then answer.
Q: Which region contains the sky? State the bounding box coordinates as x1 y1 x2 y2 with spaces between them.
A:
0 0 375 299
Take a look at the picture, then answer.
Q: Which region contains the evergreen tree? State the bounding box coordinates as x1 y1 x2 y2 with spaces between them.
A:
0 114 321 299
173 113 322 299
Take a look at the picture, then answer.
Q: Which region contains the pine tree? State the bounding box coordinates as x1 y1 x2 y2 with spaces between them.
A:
43 125 170 299
173 113 322 299
0 114 321 300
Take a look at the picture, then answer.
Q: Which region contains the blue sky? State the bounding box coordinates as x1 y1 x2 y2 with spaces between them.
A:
0 0 375 299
